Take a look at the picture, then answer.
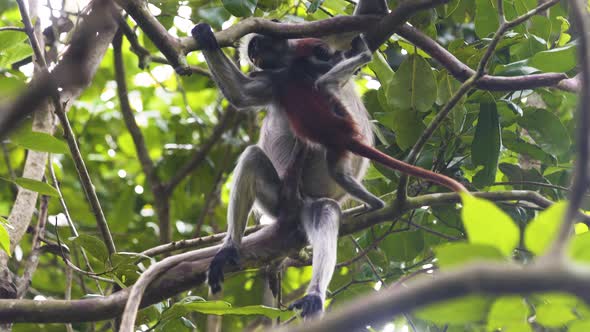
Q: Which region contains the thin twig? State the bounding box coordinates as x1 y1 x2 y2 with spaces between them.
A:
54 105 117 255
16 0 117 256
0 26 25 32
397 0 561 201
49 156 109 290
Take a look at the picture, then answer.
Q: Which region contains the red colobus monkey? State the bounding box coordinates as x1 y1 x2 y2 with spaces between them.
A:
192 0 466 319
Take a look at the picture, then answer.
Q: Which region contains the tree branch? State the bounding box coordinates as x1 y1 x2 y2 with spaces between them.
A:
397 0 562 201
364 0 450 51
0 189 565 323
546 0 590 257
280 262 590 332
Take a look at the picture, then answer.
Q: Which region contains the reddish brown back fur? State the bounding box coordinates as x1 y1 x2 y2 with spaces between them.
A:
278 80 358 155
293 38 326 57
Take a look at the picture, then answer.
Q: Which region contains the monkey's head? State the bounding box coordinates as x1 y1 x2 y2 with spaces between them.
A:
243 34 341 71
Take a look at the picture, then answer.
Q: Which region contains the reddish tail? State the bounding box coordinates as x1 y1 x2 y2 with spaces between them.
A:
349 141 468 193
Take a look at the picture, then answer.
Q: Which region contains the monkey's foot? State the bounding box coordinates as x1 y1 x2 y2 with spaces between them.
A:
289 294 323 319
207 246 240 294
191 23 219 50
353 199 385 217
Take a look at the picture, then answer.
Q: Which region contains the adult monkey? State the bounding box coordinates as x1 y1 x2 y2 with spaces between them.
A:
194 0 390 318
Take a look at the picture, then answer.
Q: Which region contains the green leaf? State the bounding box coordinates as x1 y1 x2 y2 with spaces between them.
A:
388 54 437 112
499 163 553 189
568 232 590 263
186 302 285 317
368 52 394 88
487 296 530 330
307 0 325 13
517 108 570 158
461 193 519 256
475 0 499 38
221 0 257 17
501 133 556 165
535 302 576 327
495 62 541 76
10 130 70 154
13 177 59 197
0 220 10 257
107 187 135 232
374 109 425 150
164 297 290 320
524 202 567 255
0 30 27 49
472 103 501 187
569 320 590 332
0 43 33 68
556 16 571 47
528 44 576 73
435 243 504 268
380 230 424 262
415 295 491 324
72 234 109 264
0 30 31 67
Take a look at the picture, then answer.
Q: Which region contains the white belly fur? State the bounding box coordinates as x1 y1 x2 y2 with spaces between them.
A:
258 82 372 203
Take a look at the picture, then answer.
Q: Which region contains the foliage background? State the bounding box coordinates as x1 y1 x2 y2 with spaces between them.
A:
0 0 587 331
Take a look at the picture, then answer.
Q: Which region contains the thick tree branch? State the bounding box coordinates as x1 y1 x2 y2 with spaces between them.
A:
396 24 567 91
114 0 188 73
0 0 119 138
0 189 565 323
364 0 450 51
1 1 570 138
281 262 590 332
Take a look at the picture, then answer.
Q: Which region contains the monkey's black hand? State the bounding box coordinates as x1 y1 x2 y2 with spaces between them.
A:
191 23 219 50
345 34 371 58
289 294 323 319
351 35 370 54
208 245 240 294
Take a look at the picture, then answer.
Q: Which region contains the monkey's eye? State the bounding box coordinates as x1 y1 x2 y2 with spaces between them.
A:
313 46 331 61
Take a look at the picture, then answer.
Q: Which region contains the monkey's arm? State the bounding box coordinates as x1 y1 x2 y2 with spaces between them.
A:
192 24 273 110
353 0 389 15
315 36 373 93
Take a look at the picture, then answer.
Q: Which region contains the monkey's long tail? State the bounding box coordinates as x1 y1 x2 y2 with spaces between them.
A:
349 141 468 193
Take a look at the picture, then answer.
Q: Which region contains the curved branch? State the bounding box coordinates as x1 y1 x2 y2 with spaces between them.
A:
0 190 563 323
364 0 450 51
280 262 590 332
396 23 567 91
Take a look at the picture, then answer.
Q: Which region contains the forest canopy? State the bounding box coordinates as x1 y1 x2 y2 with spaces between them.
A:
1 0 589 331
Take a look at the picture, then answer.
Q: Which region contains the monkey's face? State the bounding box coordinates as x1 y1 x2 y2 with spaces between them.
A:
247 35 341 72
247 35 291 70
291 38 341 72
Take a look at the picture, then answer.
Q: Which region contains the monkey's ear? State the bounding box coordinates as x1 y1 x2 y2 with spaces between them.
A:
192 23 220 50
239 34 257 67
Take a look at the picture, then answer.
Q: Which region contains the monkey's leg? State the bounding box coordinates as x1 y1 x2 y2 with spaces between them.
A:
327 151 384 214
208 145 281 294
289 198 341 319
